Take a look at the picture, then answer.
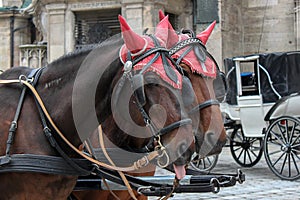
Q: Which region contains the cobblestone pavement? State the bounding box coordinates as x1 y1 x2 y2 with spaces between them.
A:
150 147 300 200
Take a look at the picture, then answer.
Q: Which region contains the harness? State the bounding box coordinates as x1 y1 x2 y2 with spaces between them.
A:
116 35 192 156
0 60 191 176
0 35 243 199
0 35 193 174
169 36 221 115
0 68 93 175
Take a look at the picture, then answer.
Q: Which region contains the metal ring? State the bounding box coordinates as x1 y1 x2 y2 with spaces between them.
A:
18 75 27 83
137 186 152 195
210 178 220 193
157 149 170 168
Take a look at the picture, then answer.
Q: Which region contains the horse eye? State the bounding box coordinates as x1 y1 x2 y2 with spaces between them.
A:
182 69 189 77
146 82 160 87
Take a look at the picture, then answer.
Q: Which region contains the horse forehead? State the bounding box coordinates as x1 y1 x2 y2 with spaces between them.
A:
173 34 217 78
119 37 183 89
119 35 165 63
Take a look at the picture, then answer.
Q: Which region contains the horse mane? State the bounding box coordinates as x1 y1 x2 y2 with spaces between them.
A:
48 48 93 68
42 34 124 85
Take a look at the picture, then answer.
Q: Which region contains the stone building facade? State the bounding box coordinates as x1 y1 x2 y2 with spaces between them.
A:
221 0 296 60
0 0 298 71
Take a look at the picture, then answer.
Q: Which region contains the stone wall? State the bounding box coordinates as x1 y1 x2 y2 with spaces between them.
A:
243 0 295 54
221 0 243 61
221 0 296 61
0 12 31 70
0 13 10 70
2 0 22 7
195 0 222 69
0 0 298 71
39 0 191 62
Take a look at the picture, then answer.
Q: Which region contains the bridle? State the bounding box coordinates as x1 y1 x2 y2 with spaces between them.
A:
116 34 193 159
169 34 221 115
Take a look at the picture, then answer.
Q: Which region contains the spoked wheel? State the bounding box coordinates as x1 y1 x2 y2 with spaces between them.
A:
190 153 218 173
264 116 300 180
230 125 263 167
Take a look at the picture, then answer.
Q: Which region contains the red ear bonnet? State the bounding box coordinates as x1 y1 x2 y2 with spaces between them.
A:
156 11 179 49
118 15 147 54
196 20 216 45
119 14 182 89
154 15 169 47
159 10 166 21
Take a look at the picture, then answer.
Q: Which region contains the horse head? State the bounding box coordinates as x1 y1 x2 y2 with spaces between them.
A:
156 11 227 157
110 15 196 179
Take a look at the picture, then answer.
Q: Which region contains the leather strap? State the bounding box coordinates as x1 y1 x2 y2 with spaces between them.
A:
98 125 137 200
188 99 220 115
0 79 160 172
0 154 92 176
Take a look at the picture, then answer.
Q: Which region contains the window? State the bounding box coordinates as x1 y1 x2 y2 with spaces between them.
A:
74 9 121 49
193 0 219 24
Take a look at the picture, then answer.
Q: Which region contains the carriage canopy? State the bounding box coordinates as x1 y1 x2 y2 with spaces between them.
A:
224 51 300 105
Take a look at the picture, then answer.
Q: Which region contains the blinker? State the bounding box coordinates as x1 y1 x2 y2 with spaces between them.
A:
182 76 195 106
213 71 227 102
132 74 146 106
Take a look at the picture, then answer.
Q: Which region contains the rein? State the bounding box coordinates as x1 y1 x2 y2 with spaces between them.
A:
0 77 160 172
121 35 193 154
188 99 220 114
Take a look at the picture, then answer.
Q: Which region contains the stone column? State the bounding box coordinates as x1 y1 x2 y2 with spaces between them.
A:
46 3 66 62
121 0 170 35
295 0 300 50
65 9 75 54
0 12 31 70
121 0 144 34
144 0 168 34
0 13 11 70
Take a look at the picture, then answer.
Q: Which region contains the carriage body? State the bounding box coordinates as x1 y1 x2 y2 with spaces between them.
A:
217 52 300 180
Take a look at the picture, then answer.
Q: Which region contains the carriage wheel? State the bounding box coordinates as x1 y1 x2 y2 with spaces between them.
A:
264 116 300 180
230 125 263 167
190 153 218 173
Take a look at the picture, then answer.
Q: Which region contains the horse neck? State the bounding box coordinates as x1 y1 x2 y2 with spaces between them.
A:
36 51 91 148
37 38 124 145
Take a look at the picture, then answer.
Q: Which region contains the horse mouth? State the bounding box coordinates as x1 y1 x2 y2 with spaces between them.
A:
172 154 191 180
173 164 186 180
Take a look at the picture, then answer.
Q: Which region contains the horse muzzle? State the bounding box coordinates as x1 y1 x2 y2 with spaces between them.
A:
196 131 227 157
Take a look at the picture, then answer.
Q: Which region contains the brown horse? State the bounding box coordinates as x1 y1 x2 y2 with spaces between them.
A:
157 12 227 157
71 14 227 200
71 16 199 200
0 15 195 199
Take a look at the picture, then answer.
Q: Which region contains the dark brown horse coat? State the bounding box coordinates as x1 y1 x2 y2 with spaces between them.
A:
0 18 195 199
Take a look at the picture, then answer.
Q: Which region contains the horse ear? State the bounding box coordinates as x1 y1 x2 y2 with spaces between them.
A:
155 15 169 46
159 10 166 21
155 14 179 49
196 20 216 45
118 15 146 54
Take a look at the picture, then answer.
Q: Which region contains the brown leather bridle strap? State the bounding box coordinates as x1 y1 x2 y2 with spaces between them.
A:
98 125 137 200
102 178 121 200
0 79 160 172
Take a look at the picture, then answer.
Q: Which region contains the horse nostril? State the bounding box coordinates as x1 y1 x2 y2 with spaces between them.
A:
178 142 188 156
206 132 215 145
